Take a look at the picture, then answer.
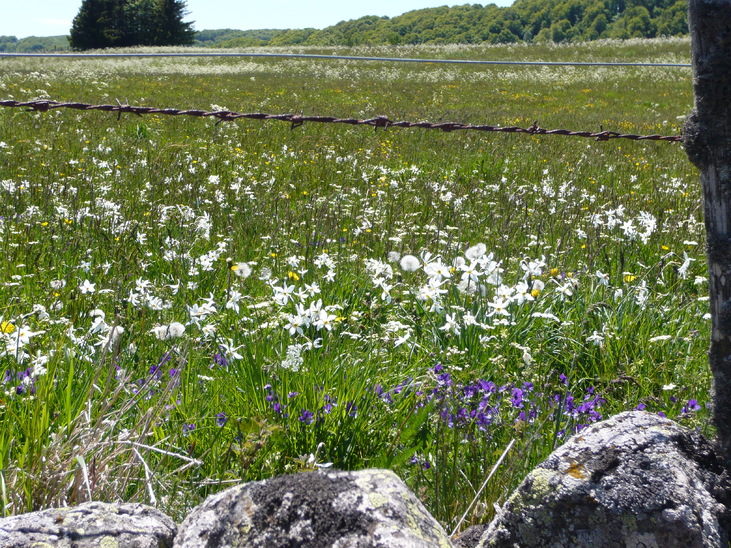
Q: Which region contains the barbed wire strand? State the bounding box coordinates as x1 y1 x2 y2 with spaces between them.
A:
0 99 682 143
0 52 692 68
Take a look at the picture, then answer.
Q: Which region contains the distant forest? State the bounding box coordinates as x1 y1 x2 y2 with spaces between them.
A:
0 0 688 52
0 35 70 52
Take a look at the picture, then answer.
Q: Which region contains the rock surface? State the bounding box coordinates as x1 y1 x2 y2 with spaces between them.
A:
478 410 731 548
174 468 455 547
452 524 488 548
3 413 730 547
0 501 176 548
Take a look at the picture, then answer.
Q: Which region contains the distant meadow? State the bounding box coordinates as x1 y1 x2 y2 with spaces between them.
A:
0 37 709 529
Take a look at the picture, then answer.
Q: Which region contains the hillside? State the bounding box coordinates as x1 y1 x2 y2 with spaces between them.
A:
0 0 688 52
215 0 688 47
0 35 69 52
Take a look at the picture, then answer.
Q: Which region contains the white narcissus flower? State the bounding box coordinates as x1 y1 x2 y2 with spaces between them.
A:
459 261 482 285
284 313 308 336
15 325 45 346
586 331 605 347
394 332 412 348
226 290 243 313
521 256 546 278
314 309 337 331
424 259 451 281
512 282 534 305
219 339 244 361
488 297 511 317
677 252 694 279
79 279 96 294
596 270 610 286
439 313 460 335
556 283 574 300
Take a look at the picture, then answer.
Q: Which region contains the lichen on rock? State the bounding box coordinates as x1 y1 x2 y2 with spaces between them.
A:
478 411 731 548
174 468 454 547
0 501 176 548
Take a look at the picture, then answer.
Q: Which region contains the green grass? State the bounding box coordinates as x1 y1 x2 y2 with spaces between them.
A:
0 37 709 531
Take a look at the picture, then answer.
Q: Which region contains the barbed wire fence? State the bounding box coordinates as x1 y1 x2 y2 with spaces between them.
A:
0 99 682 143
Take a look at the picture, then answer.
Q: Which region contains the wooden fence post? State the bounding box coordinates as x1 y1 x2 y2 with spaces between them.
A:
684 0 731 464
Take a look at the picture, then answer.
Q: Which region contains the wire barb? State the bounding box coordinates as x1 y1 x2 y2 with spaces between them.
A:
0 99 683 143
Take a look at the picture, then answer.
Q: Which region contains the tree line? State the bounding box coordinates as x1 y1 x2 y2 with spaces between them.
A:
0 0 688 52
213 0 688 47
0 36 69 52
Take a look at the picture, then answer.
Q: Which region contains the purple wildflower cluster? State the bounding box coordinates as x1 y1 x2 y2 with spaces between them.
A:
213 352 229 368
259 362 608 440
417 364 606 437
264 384 287 417
2 368 36 396
410 455 432 469
370 363 606 438
130 356 180 400
264 383 344 425
120 350 233 435
682 399 702 414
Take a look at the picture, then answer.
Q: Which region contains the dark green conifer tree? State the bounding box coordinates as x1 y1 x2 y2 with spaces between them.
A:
70 0 126 50
69 0 194 50
155 0 196 46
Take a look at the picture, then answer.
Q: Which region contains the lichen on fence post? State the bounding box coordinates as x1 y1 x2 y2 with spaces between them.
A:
684 0 731 466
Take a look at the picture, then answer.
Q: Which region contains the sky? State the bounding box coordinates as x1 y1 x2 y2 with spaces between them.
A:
1 0 514 39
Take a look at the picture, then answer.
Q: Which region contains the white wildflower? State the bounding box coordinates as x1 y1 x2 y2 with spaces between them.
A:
677 252 694 279
79 279 96 294
439 313 461 335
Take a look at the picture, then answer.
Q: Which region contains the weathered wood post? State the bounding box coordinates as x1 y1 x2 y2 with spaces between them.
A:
684 0 731 464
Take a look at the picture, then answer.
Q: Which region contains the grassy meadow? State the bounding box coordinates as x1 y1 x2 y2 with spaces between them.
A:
0 37 709 530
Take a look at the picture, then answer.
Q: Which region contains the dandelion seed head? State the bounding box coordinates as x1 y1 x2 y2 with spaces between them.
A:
387 251 401 263
399 254 420 272
233 262 252 278
50 279 66 290
151 322 185 340
465 243 487 261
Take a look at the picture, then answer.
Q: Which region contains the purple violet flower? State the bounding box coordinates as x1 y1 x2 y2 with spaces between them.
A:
299 409 314 424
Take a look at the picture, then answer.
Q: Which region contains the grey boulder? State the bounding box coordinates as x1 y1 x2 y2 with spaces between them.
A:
478 410 731 547
0 501 176 547
174 468 454 547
